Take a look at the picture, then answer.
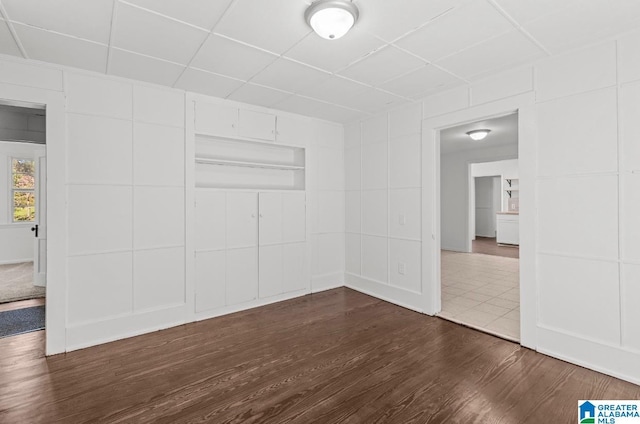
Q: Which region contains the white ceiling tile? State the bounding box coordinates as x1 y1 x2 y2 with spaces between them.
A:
250 58 331 93
109 48 185 87
338 88 408 114
215 0 311 54
339 46 425 86
227 83 291 108
174 68 244 98
358 0 462 41
191 35 278 81
3 0 114 44
285 30 385 73
379 65 465 99
311 103 370 124
124 0 234 30
395 1 515 62
437 30 546 80
14 23 107 73
524 0 640 54
0 20 21 56
273 95 326 118
113 3 208 65
492 0 579 25
297 77 369 104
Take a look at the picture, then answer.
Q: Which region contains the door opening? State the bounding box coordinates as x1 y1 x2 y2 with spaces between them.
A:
0 102 46 339
437 112 520 342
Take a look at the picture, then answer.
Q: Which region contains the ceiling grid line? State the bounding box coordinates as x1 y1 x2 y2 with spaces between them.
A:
485 0 553 56
105 0 120 74
0 0 28 59
169 0 240 89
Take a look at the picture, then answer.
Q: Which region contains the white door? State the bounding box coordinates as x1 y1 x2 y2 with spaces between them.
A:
258 193 282 245
259 244 283 298
33 153 46 287
226 192 258 249
226 247 258 305
282 192 306 243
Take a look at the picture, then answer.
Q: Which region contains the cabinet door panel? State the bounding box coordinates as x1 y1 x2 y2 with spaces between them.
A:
195 102 238 138
195 191 225 251
259 245 283 298
283 192 306 243
238 109 275 141
283 242 307 293
259 192 283 245
195 250 225 312
226 192 258 249
226 247 258 305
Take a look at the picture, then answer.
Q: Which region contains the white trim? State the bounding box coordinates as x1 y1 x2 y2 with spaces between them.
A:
311 271 345 292
421 92 537 350
0 258 32 265
345 273 424 313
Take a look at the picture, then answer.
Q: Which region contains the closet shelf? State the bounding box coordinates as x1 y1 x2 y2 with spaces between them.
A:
195 157 305 171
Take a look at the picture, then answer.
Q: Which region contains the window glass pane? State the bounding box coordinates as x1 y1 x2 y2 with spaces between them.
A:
12 159 35 189
13 191 35 222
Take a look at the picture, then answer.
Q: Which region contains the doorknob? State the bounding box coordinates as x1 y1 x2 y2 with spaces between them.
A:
31 224 38 238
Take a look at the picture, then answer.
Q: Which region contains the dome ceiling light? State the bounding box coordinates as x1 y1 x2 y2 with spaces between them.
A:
466 129 491 141
305 0 359 40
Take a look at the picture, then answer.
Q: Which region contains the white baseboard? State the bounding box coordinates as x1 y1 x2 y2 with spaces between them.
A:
311 272 344 293
66 304 187 352
345 273 423 313
537 325 640 386
194 289 310 322
0 258 33 265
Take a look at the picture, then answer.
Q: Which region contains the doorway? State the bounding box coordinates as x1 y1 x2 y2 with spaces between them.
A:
437 113 520 342
0 103 47 338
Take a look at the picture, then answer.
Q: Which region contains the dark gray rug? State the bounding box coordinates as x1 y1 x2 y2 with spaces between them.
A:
0 305 45 338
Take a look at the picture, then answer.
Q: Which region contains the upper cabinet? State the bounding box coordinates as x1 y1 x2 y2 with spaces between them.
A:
195 101 275 142
238 109 276 141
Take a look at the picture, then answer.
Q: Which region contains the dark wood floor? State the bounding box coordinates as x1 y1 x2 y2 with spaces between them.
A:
473 236 520 259
1 288 637 423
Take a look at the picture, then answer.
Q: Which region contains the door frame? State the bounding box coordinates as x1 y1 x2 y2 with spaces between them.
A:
0 83 66 355
421 92 537 349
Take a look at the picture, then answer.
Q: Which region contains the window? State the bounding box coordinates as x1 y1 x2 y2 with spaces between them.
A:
11 158 35 222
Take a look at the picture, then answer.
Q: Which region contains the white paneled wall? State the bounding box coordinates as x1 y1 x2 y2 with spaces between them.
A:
65 73 186 342
409 33 640 384
345 103 423 309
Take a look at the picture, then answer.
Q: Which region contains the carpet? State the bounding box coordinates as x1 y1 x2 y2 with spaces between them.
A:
0 262 45 303
0 305 45 338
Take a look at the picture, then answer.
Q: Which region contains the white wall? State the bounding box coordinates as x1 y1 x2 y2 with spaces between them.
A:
0 53 343 353
415 32 640 384
344 103 424 311
441 145 517 252
474 176 499 238
0 141 44 264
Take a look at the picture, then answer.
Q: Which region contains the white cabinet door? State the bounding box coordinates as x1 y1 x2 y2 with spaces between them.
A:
226 192 258 249
259 193 283 245
195 250 225 312
259 245 283 298
238 109 275 141
195 101 238 138
283 242 307 293
497 216 519 245
195 191 225 251
282 192 306 243
226 247 258 305
275 115 312 146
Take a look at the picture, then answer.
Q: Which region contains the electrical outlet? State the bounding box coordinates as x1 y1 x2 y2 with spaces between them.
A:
398 263 406 275
399 214 406 225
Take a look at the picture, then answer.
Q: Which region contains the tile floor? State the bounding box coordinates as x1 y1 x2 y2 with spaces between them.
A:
439 250 520 341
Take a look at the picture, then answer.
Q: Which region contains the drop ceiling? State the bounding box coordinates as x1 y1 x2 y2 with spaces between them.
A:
0 0 639 123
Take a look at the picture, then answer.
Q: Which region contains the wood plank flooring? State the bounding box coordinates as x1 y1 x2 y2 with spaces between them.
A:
473 236 520 259
0 297 45 313
0 288 638 423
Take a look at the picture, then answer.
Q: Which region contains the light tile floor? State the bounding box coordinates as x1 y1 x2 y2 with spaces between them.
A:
439 250 520 341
